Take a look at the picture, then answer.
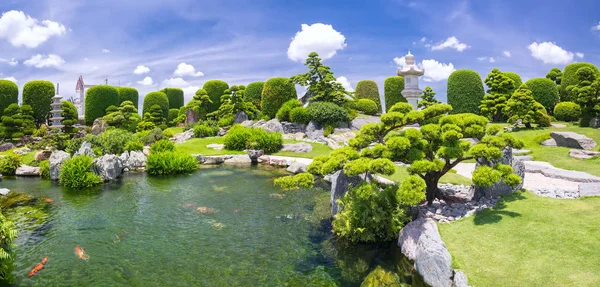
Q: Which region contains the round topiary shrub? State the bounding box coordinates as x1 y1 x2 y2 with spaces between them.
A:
447 70 485 114
553 102 581 122
355 80 381 110
503 72 522 93
289 107 310 125
193 124 218 138
23 80 55 125
202 80 229 113
160 88 184 110
524 78 559 112
117 87 139 109
307 102 349 126
276 99 302 122
384 76 405 112
0 80 18 118
561 62 600 102
353 99 379 115
143 92 169 120
85 85 119 125
245 82 264 110
261 77 297 119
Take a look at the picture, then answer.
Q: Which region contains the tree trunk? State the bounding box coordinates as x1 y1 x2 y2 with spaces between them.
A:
525 122 531 129
492 111 502 123
425 175 441 206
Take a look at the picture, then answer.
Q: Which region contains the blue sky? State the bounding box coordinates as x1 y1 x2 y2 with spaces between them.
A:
0 0 599 107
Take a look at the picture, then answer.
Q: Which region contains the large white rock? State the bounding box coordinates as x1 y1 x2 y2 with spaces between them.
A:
286 162 307 174
172 129 194 144
0 188 10 196
49 151 71 180
260 119 284 133
119 151 147 171
74 142 95 157
92 155 124 181
16 165 40 176
281 143 313 153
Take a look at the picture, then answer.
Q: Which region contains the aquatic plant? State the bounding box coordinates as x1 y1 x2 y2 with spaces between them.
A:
59 155 102 188
147 151 197 175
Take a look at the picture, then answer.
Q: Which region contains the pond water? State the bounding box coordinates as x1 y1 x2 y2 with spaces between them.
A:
0 166 415 286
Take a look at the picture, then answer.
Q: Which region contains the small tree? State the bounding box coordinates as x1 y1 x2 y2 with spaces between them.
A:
185 89 212 120
291 52 350 105
546 67 563 89
103 101 142 132
61 100 79 134
570 67 600 127
504 85 548 128
418 86 440 109
208 85 258 120
479 68 515 122
143 104 166 127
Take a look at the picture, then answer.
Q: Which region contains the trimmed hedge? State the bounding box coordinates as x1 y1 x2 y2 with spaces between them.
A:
85 85 119 125
261 77 297 119
354 99 379 115
160 88 184 109
561 62 600 102
524 78 559 112
447 70 485 114
384 76 405 112
23 80 55 125
289 107 310 124
553 102 581 122
0 80 18 118
307 102 349 126
355 80 381 110
503 72 522 93
276 99 302 122
117 87 139 109
202 80 229 113
245 82 264 109
143 92 169 119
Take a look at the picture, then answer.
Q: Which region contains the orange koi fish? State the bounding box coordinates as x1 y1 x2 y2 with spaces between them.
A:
43 198 53 203
74 246 89 260
28 256 48 277
196 206 216 214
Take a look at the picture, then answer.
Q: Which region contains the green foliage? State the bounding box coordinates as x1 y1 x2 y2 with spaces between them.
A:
124 140 143 152
22 80 55 126
193 123 218 138
273 173 315 190
0 153 20 175
352 99 379 115
184 89 212 120
144 104 166 126
59 155 103 188
569 66 600 127
137 127 167 145
39 160 50 178
146 151 197 175
447 70 485 114
354 80 381 110
61 100 79 134
207 85 258 122
546 67 563 88
503 72 522 94
136 121 156 132
1 104 35 139
553 102 581 122
160 88 184 110
479 68 515 122
202 80 229 113
307 102 350 126
561 62 599 102
261 77 297 118
276 99 303 122
384 76 405 112
223 125 283 153
291 52 349 105
524 78 559 112
289 107 311 124
168 108 180 127
117 87 139 109
150 139 175 153
0 80 18 119
418 86 441 109
504 85 548 128
0 209 16 279
98 128 133 155
84 85 119 125
360 266 403 287
103 100 141 132
143 91 169 120
472 164 521 188
245 82 264 109
217 115 235 127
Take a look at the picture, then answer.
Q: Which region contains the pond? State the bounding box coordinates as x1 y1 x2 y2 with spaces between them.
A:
0 166 415 286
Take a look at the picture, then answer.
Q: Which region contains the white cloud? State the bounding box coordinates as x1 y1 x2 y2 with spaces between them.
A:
163 77 189 87
431 36 470 52
0 58 18 66
527 42 574 65
287 23 347 62
137 76 154 86
173 63 204 77
2 77 17 83
592 22 600 31
503 51 511 57
133 65 150 75
24 54 65 68
0 10 66 48
477 57 487 61
393 56 406 66
102 49 110 53
336 76 354 92
182 86 200 99
489 57 496 63
420 37 427 42
421 59 456 82
576 52 584 59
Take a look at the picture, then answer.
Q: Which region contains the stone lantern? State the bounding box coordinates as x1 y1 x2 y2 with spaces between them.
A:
49 83 64 131
397 51 425 110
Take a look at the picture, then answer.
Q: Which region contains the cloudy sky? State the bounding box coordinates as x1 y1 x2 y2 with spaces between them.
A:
1 0 599 106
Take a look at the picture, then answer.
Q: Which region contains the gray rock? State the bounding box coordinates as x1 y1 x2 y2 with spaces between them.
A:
241 120 256 127
75 142 95 157
569 149 600 160
453 270 469 287
16 165 40 176
330 170 362 216
247 150 264 164
0 188 9 196
579 183 600 197
474 147 524 199
551 132 597 150
206 144 225 151
461 138 480 146
185 109 198 126
199 156 225 165
514 155 533 162
13 148 31 155
281 143 313 153
34 150 52 161
119 151 147 170
172 129 194 144
260 119 284 133
49 151 71 180
91 118 107 136
590 116 600 128
224 155 252 164
286 162 307 174
525 161 600 183
233 111 249 124
350 115 381 130
551 123 567 128
305 121 324 140
0 143 15 152
92 155 124 181
281 122 305 134
328 131 356 146
541 138 557 147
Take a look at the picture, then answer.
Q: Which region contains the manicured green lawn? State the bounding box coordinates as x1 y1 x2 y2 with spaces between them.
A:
383 166 472 186
1 149 39 165
439 191 600 287
165 127 184 135
176 137 332 158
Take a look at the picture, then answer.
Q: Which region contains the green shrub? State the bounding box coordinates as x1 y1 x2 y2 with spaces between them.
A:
22 80 55 125
307 102 349 126
384 76 405 112
160 88 184 110
150 139 175 153
273 173 315 190
217 115 234 127
193 124 218 138
136 121 156 132
59 155 103 188
353 99 379 115
39 160 50 178
289 107 311 125
0 80 18 118
147 151 197 175
98 128 133 155
354 80 381 110
561 62 600 101
276 99 303 122
167 108 180 126
534 133 552 144
137 127 167 145
503 72 523 94
0 153 20 175
447 70 485 114
0 208 16 278
553 102 581 122
85 85 119 125
61 100 79 133
202 80 229 113
117 87 139 109
142 92 169 119
162 129 174 138
124 140 143 152
261 77 297 119
525 78 559 112
245 81 264 109
1 104 35 139
223 125 283 153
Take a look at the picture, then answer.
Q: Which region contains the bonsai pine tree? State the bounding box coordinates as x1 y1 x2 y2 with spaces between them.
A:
479 68 515 122
61 100 79 134
570 67 600 127
103 101 141 132
208 85 258 120
291 52 351 105
418 86 440 109
504 85 547 128
143 104 166 126
185 89 213 120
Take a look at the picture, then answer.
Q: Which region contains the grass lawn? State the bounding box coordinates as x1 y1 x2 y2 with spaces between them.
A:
165 127 184 135
1 149 39 165
176 137 332 158
439 191 600 287
383 166 472 186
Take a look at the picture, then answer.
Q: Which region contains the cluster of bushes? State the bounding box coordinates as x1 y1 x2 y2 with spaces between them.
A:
146 140 196 175
223 125 283 153
59 155 102 188
0 153 20 175
193 122 219 138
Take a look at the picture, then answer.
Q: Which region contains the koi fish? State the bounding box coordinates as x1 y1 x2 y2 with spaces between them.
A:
43 198 53 203
28 256 48 277
196 206 216 214
75 246 89 260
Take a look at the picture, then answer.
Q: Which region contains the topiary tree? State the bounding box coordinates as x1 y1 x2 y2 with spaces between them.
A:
160 88 184 110
276 99 303 122
185 89 212 120
447 70 485 114
504 85 549 128
22 80 55 126
143 104 166 127
261 77 297 119
103 100 141 132
0 80 18 119
352 99 379 116
291 52 350 105
561 62 600 102
354 80 381 110
1 104 34 139
143 91 169 120
418 86 440 109
524 78 559 113
553 102 581 122
85 85 119 125
117 87 139 109
569 67 600 127
208 85 258 122
479 68 515 122
546 67 562 89
503 72 522 95
384 76 405 112
61 100 79 134
245 81 264 110
202 80 229 113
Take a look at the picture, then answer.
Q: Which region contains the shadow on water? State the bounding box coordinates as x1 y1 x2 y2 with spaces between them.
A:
473 191 526 225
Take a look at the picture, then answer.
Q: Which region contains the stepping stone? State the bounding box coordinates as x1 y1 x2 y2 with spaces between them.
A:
569 149 600 160
541 138 557 147
579 183 600 197
551 123 567 128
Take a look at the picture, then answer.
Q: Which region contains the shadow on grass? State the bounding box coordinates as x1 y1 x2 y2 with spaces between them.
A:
473 191 526 225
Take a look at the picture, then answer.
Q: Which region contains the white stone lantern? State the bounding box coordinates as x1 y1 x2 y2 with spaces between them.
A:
49 83 64 131
397 51 425 110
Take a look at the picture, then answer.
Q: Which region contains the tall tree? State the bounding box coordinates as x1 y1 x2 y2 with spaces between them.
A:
479 68 515 122
570 67 600 127
291 52 350 105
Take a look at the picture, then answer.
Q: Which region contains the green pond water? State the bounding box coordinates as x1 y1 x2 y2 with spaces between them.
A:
0 166 414 286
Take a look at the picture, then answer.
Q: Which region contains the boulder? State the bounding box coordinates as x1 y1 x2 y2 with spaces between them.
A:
224 155 252 164
119 151 147 171
474 147 525 199
0 143 15 152
0 188 9 196
218 127 229 136
13 148 31 155
550 132 597 150
206 144 225 151
73 129 87 139
74 142 95 157
541 138 557 147
49 151 71 180
281 143 313 153
579 183 600 197
172 129 194 144
350 115 381 130
569 149 600 160
92 154 124 181
247 150 264 164
453 270 469 287
330 170 362 216
282 132 306 141
233 111 249 124
34 150 52 161
91 118 108 136
590 116 600 128
185 109 198 126
281 122 305 134
286 162 307 174
328 131 356 146
260 119 284 133
305 121 324 141
16 165 40 176
398 217 453 287
197 155 225 165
